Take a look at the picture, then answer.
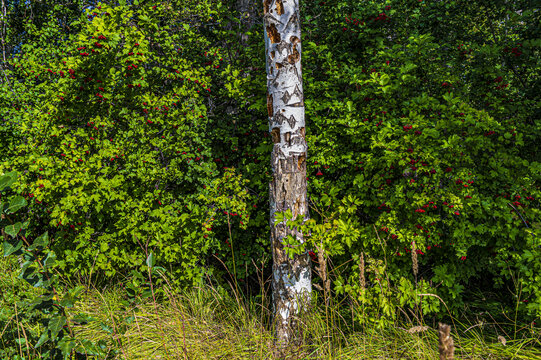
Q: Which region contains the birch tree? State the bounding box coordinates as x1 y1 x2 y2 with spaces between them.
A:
263 0 311 348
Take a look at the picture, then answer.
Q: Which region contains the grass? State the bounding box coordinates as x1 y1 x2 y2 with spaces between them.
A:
1 253 540 359
69 278 540 359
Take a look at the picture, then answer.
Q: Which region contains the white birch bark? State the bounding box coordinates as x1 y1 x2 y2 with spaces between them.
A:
263 0 311 348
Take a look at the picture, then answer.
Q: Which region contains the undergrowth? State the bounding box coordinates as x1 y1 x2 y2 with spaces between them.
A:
2 252 540 359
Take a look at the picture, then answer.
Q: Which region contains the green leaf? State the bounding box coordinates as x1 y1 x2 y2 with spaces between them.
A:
274 212 285 224
29 294 54 311
18 259 34 279
56 336 77 359
0 172 17 191
146 252 155 268
15 337 28 345
353 174 365 186
5 196 27 214
28 232 49 251
3 238 23 256
44 252 57 269
35 331 49 348
58 286 83 308
284 208 293 220
48 315 67 341
100 242 109 252
21 219 30 229
4 222 22 238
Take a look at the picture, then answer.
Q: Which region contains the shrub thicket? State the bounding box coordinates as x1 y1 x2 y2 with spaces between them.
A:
1 0 540 333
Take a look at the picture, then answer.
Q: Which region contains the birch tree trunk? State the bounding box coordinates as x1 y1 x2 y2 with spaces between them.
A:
263 0 311 349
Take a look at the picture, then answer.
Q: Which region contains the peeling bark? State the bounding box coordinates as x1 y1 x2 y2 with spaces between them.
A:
263 0 311 350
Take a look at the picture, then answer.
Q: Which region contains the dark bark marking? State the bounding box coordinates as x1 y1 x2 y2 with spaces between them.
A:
286 114 296 129
288 46 300 64
271 127 281 144
284 131 291 146
299 127 305 138
263 0 271 14
266 23 281 43
271 70 281 87
276 0 284 15
293 196 302 217
288 36 301 64
293 84 302 98
281 89 292 104
281 84 302 104
278 147 287 159
274 113 297 129
298 153 305 171
267 93 274 117
291 136 304 146
275 112 286 125
270 50 275 59
291 63 302 82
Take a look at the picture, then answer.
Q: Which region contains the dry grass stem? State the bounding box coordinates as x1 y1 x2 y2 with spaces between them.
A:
359 252 365 289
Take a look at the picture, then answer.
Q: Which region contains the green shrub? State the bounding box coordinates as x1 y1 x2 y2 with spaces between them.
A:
0 1 249 287
1 0 540 328
218 0 541 324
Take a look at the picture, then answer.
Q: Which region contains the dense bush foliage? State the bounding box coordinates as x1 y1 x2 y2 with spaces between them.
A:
1 0 540 342
293 0 541 324
1 172 118 359
209 0 541 324
1 1 244 285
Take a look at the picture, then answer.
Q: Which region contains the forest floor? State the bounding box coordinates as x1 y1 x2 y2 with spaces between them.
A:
1 254 540 359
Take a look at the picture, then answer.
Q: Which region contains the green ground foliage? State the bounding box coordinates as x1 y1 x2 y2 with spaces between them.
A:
1 0 540 358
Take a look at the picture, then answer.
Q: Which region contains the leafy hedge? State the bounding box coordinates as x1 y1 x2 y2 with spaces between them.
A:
1 0 540 329
2 1 241 285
